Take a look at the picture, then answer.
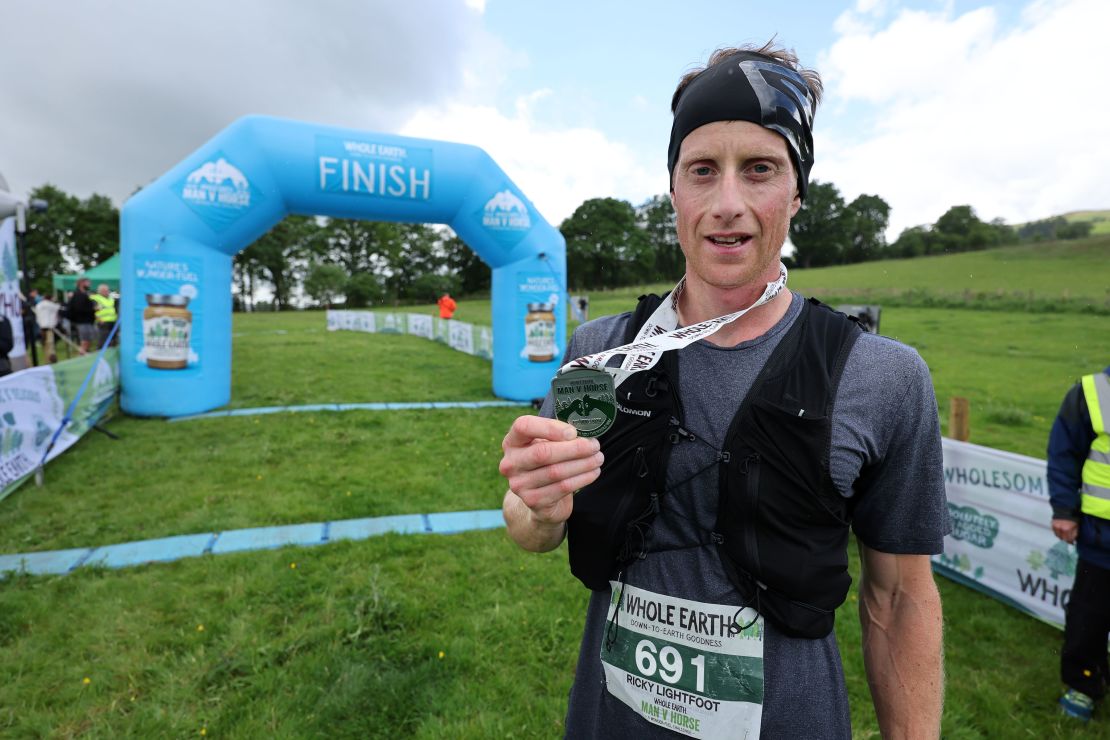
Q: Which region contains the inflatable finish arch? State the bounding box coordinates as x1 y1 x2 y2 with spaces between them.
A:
120 115 566 417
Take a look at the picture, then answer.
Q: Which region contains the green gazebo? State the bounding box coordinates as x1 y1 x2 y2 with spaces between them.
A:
52 253 120 293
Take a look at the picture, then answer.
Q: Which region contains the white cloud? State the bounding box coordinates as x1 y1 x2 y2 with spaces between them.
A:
816 0 1110 237
855 0 889 14
0 0 483 205
400 96 657 226
833 0 893 35
825 6 1000 105
0 0 659 237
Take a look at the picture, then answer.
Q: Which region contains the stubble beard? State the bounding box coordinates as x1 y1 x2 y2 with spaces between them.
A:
682 234 783 295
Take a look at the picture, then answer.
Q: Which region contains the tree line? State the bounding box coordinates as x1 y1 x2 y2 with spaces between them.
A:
559 181 1090 288
16 182 1095 307
18 184 489 309
230 217 488 310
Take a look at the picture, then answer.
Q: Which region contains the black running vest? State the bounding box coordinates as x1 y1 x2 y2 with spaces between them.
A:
566 296 862 638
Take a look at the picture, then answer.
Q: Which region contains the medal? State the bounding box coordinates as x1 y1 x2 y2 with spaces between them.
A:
551 263 789 439
551 369 617 438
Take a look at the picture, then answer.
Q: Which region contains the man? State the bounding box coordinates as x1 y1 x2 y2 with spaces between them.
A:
33 293 61 363
65 278 97 355
438 292 457 320
90 283 118 349
0 312 12 376
22 288 40 353
499 42 947 738
1048 366 1110 722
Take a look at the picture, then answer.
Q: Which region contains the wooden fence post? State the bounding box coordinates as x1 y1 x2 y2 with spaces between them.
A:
949 397 970 441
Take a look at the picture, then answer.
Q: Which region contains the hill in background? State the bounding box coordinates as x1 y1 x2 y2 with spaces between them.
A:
1060 209 1110 235
785 233 1110 314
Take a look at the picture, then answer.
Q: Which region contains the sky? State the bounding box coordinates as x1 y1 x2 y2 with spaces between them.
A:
1 0 1107 241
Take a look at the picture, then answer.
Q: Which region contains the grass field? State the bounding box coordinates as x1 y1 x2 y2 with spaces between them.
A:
590 234 1110 314
2 241 1110 737
791 235 1110 310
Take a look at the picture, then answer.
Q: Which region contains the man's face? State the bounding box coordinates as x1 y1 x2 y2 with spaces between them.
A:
670 120 801 294
98 285 109 297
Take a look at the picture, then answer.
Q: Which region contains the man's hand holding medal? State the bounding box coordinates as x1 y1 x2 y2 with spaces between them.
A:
499 415 603 552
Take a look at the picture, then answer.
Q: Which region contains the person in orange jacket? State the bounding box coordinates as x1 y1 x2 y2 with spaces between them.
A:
437 293 457 319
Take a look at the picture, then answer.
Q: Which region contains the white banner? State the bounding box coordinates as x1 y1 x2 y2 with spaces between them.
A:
0 217 26 361
433 316 450 344
0 367 64 494
327 310 493 361
407 313 433 339
380 312 405 334
476 326 492 360
0 350 119 501
447 320 473 355
935 437 1072 628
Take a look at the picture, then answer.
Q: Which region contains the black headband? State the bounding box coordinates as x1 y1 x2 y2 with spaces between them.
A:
667 52 816 199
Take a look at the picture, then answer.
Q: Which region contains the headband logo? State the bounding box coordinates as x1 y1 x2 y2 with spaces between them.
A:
737 60 814 164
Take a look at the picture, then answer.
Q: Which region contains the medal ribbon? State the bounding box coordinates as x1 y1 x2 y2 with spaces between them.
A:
558 263 788 389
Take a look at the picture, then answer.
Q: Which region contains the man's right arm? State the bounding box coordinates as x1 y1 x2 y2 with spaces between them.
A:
499 415 604 552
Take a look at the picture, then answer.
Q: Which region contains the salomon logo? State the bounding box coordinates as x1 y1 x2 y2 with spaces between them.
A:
617 403 652 418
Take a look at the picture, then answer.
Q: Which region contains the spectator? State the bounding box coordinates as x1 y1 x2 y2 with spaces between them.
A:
1049 366 1110 722
90 283 118 349
23 288 41 348
437 293 457 320
33 294 61 363
0 313 12 377
66 278 97 355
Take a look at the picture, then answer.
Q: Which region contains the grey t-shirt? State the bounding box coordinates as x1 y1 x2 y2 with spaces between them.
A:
543 292 949 739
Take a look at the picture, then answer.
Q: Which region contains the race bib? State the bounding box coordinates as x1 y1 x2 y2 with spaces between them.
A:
601 582 765 739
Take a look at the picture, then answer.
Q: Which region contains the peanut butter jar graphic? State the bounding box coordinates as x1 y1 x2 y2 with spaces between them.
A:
143 294 192 370
524 302 556 362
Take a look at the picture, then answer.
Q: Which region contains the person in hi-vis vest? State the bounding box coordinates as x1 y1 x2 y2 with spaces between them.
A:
1049 366 1110 722
90 283 118 349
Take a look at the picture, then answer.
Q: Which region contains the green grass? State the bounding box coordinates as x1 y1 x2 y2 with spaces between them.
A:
880 309 1097 457
0 331 516 553
787 236 1110 313
3 244 1110 736
568 235 1110 318
0 535 585 738
0 408 517 553
230 319 499 407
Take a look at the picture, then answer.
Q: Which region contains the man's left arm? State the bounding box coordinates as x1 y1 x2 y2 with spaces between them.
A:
858 545 943 740
838 339 948 737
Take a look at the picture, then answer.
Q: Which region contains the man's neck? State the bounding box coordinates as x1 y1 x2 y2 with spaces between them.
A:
676 276 792 347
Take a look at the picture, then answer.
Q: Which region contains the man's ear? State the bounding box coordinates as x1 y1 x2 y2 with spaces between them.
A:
669 188 676 208
789 192 802 218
